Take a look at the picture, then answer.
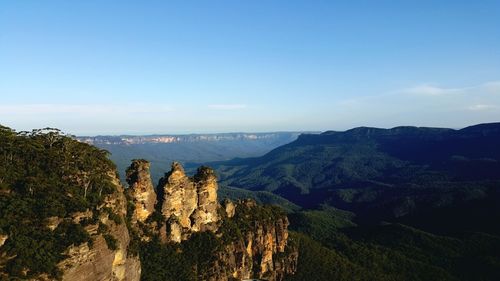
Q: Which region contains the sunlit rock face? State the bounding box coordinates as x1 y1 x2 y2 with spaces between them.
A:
125 160 157 223
59 173 141 281
212 199 298 281
191 166 219 232
157 163 219 242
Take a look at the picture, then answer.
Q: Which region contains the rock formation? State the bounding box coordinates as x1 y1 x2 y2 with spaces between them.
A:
190 166 219 232
222 199 235 218
157 163 219 242
212 199 298 281
53 173 141 281
124 161 298 281
125 159 157 223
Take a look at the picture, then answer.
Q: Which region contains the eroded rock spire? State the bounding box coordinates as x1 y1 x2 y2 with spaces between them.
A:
157 162 219 242
125 159 157 223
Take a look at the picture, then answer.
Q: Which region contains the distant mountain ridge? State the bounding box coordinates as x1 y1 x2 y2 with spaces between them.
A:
78 132 308 184
305 122 500 139
211 122 500 225
77 132 307 145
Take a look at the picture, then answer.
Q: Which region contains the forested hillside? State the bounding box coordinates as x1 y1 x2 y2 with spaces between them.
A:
0 126 126 279
213 123 500 223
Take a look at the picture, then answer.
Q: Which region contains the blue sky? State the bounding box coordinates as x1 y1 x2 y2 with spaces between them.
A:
1 0 499 135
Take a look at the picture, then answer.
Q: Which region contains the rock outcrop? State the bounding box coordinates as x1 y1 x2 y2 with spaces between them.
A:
125 159 157 223
157 163 219 242
190 166 219 232
211 199 298 281
58 172 141 281
222 199 235 218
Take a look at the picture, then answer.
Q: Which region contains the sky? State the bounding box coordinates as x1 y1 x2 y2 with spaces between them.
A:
1 0 499 135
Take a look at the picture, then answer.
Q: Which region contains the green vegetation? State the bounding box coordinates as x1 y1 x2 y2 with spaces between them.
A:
139 238 194 281
218 185 300 212
0 125 119 279
289 205 356 233
288 207 500 281
231 201 286 232
139 232 222 281
103 234 118 250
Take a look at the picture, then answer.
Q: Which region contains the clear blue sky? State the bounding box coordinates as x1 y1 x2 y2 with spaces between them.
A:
1 0 499 135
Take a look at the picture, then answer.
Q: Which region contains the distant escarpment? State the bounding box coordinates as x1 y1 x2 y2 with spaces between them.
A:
0 125 297 281
126 160 298 281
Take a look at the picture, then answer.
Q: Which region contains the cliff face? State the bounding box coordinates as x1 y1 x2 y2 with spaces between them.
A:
58 173 141 281
57 220 141 281
125 161 298 281
212 199 298 281
3 173 142 281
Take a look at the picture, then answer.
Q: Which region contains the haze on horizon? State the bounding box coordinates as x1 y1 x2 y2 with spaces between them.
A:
1 0 499 135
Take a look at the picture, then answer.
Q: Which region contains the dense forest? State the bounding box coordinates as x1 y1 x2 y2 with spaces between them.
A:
287 206 500 281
